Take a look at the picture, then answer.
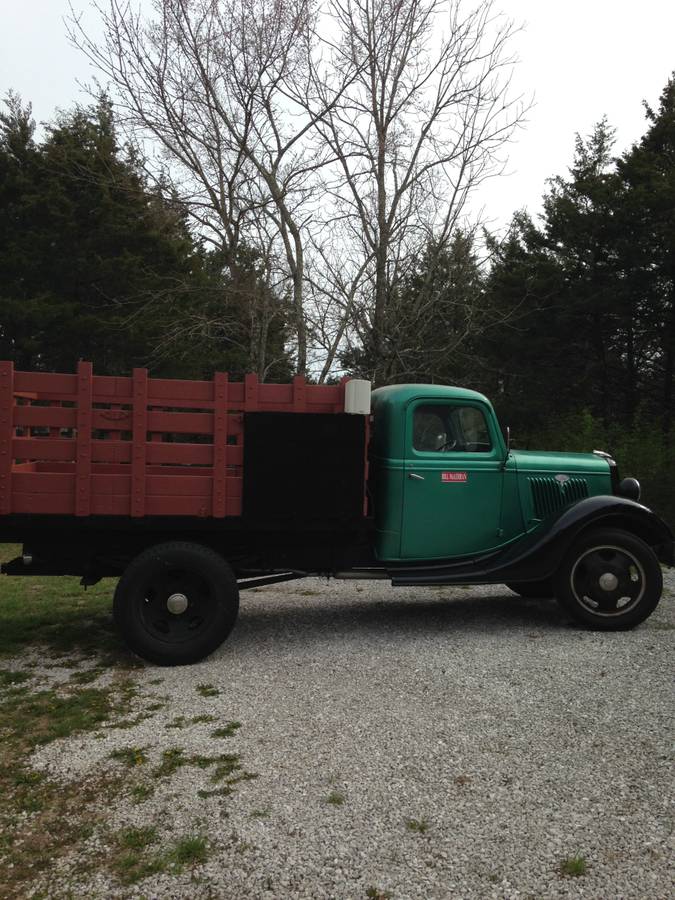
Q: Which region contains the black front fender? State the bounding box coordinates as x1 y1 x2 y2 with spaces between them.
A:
390 496 673 587
506 496 674 579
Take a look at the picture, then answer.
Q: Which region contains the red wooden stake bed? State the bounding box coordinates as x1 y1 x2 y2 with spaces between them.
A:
0 361 351 520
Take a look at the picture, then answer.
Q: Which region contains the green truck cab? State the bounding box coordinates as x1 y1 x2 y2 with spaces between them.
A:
370 384 672 634
371 384 615 561
1 366 672 666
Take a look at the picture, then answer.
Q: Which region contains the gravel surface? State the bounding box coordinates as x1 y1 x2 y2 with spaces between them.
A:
30 573 675 899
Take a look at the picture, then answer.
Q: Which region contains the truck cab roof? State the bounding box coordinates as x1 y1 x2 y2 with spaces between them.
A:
370 384 499 460
371 383 492 407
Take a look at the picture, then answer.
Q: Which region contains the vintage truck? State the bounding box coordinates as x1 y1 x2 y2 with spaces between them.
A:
0 361 672 665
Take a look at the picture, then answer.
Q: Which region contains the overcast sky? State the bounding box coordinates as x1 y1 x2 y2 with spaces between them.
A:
1 0 673 230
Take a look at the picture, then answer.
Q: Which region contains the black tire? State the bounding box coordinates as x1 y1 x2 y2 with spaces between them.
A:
113 541 239 666
506 579 554 598
553 528 662 630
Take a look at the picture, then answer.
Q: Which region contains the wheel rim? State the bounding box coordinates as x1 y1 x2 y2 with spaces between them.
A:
570 544 645 617
138 565 217 644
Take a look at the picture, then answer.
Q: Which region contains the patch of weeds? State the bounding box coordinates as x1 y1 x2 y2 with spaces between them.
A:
212 721 241 738
168 714 217 729
149 678 163 685
69 668 104 685
197 785 234 799
250 807 271 819
454 774 472 785
153 747 255 789
0 546 149 896
113 849 165 886
169 834 209 868
130 783 155 805
117 825 157 850
298 589 319 596
366 888 392 900
154 747 187 777
166 716 187 729
559 854 587 877
405 818 430 834
649 621 675 631
196 683 219 697
326 790 346 806
3 684 116 746
0 669 32 688
110 711 152 729
110 746 148 768
147 701 166 711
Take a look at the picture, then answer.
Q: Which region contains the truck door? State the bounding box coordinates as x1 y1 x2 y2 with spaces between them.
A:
400 399 504 559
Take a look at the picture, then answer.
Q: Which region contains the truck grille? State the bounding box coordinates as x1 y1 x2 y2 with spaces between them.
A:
528 476 589 519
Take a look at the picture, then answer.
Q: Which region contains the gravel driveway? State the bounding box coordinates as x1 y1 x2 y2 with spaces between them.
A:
31 573 675 899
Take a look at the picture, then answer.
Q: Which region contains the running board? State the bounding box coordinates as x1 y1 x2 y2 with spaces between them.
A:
237 572 306 590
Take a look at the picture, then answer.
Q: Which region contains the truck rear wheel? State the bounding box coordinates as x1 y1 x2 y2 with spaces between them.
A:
553 528 662 630
113 542 239 666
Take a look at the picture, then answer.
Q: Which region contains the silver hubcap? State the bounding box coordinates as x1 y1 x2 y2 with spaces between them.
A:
166 592 189 615
598 572 619 591
570 544 645 616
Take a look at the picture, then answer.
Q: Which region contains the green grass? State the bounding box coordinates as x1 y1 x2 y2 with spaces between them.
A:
109 830 209 884
405 818 430 834
169 834 209 867
559 854 588 877
110 746 148 768
0 669 32 687
154 747 188 777
366 889 392 900
0 675 136 892
326 790 346 806
130 783 155 804
212 721 241 738
196 683 220 697
112 848 165 885
0 545 133 664
116 826 157 850
0 545 255 894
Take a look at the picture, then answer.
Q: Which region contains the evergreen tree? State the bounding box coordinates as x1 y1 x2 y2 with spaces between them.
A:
0 94 290 379
616 75 675 431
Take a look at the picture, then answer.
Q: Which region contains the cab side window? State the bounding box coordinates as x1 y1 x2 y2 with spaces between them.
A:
413 404 492 452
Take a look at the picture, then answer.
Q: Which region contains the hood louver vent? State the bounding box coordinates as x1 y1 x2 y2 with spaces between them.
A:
528 476 589 520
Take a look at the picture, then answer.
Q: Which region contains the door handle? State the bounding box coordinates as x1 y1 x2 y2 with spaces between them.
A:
408 472 425 481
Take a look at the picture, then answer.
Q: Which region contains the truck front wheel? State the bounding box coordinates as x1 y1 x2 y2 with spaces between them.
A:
553 528 662 630
113 542 239 665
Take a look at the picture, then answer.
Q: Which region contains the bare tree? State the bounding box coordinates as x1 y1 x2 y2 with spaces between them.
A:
70 0 524 382
311 0 525 382
69 0 347 374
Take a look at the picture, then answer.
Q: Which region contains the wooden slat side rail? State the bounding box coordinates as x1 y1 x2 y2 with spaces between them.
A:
2 361 363 520
244 373 258 411
131 368 148 518
75 361 93 516
292 375 307 411
212 372 228 518
0 361 14 514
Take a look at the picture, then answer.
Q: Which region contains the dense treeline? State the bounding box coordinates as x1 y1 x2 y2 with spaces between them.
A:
480 77 674 520
0 95 290 381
